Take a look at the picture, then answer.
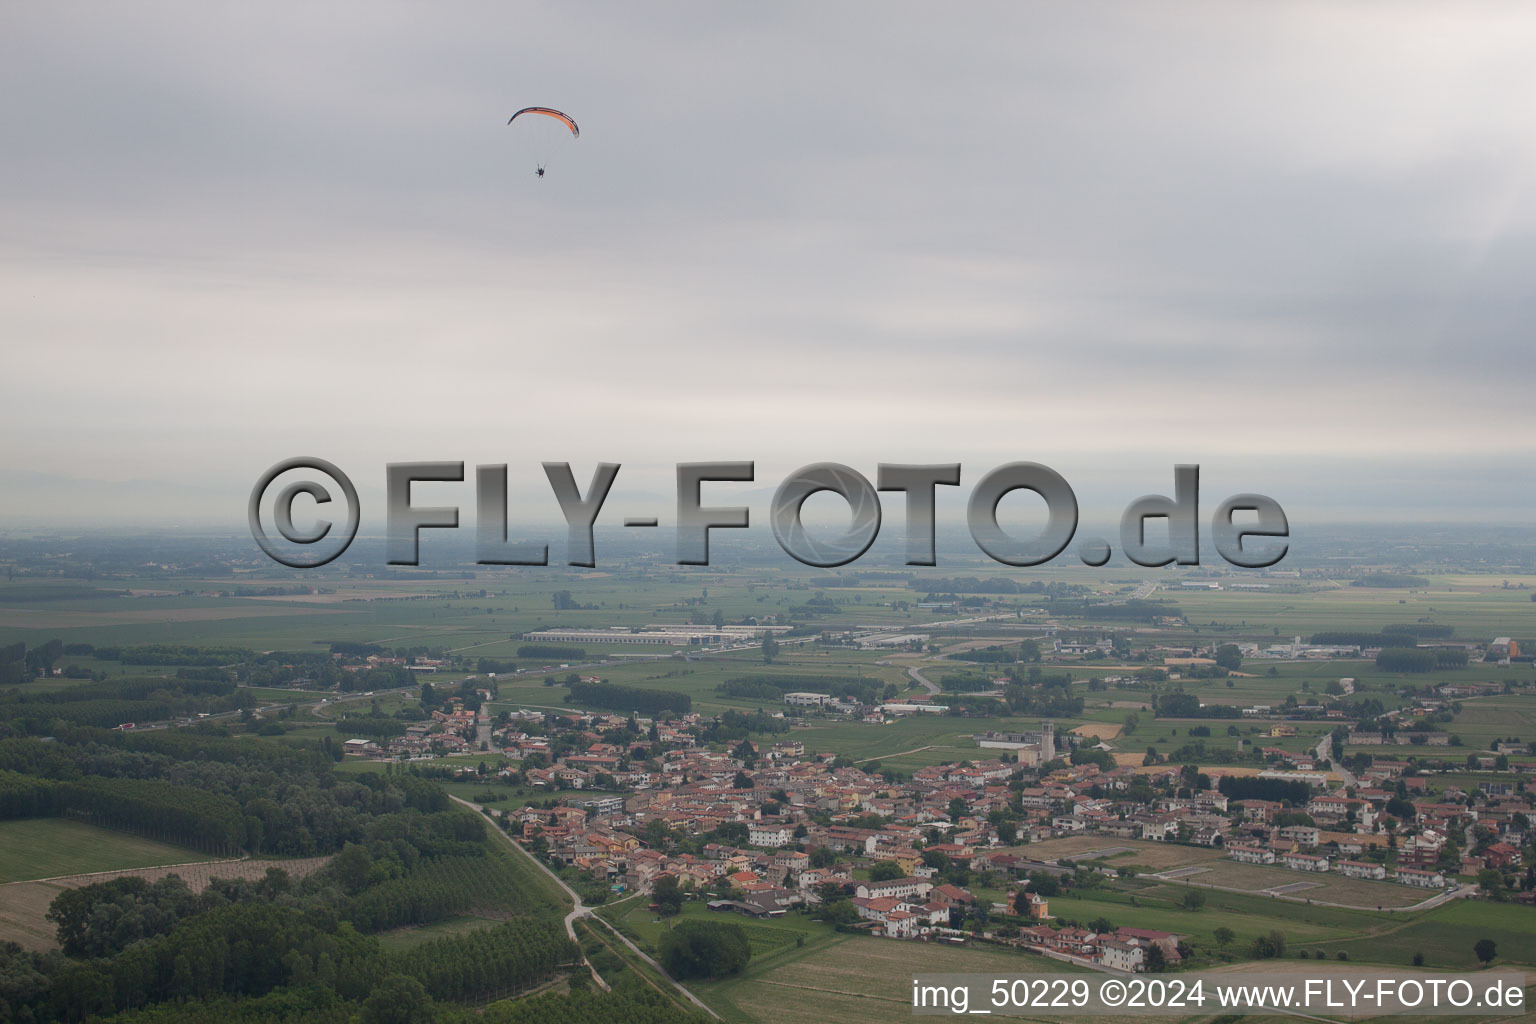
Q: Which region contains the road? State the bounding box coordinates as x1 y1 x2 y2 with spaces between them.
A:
907 665 940 695
448 797 589 937
854 744 935 764
449 796 606 990
1315 732 1357 788
582 909 721 1019
449 795 720 1017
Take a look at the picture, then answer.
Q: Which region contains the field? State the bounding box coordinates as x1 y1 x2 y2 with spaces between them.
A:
0 879 73 951
699 932 1097 1024
1327 900 1536 970
707 934 1533 1024
1185 861 1431 909
600 881 1536 1023
0 851 332 952
1447 695 1536 753
1166 575 1536 639
1009 837 1439 910
604 897 820 956
375 914 512 952
0 818 210 883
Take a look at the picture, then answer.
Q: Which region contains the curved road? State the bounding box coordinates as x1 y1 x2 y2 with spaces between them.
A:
449 796 605 989
450 796 719 1017
907 665 940 695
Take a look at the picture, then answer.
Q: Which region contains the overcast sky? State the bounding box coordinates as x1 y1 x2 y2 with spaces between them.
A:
2 2 1534 536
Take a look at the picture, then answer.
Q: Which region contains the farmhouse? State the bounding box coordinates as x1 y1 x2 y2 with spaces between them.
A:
1100 941 1145 973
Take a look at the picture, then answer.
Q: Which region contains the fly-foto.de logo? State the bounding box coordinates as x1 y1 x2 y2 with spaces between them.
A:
248 460 1287 571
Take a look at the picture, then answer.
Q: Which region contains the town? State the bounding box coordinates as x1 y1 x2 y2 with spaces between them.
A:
334 646 1530 974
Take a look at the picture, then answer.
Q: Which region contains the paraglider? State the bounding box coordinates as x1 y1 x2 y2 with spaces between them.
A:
508 107 578 178
507 107 579 137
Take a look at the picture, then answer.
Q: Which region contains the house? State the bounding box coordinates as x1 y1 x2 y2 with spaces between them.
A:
570 795 625 816
1236 800 1283 823
1277 825 1320 848
1049 927 1100 957
1112 927 1183 967
1017 925 1057 949
1021 890 1050 919
1281 852 1330 872
748 823 793 848
1189 826 1224 847
854 877 933 901
1336 860 1387 880
914 900 952 925
851 895 905 921
1228 843 1276 865
930 883 975 906
1484 842 1522 869
1308 795 1354 818
1100 940 1145 973
1394 867 1446 888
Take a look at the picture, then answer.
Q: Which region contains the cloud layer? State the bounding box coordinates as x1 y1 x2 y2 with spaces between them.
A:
2 2 1534 527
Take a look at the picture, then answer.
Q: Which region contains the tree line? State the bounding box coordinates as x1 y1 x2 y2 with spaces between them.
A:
566 679 690 716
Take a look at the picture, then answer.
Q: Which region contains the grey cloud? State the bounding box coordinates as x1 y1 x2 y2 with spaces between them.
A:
1 2 1533 531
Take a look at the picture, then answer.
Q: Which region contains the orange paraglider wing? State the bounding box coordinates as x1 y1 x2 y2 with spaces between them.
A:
507 107 579 138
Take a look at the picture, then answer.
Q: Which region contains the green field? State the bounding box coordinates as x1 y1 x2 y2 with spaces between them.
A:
0 819 209 883
1447 695 1536 753
696 931 1089 1024
374 913 510 952
602 896 823 956
1166 575 1536 639
1329 900 1536 970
